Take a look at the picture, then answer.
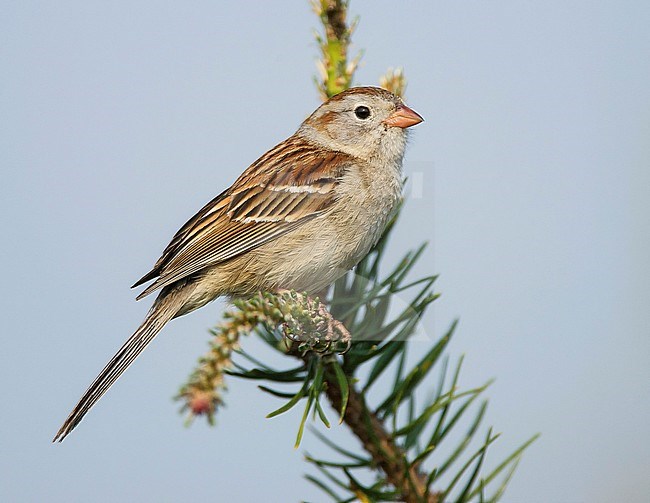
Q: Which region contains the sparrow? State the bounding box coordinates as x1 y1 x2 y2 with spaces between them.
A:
53 86 423 441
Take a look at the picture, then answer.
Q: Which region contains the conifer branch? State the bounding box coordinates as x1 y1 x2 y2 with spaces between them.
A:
316 357 440 503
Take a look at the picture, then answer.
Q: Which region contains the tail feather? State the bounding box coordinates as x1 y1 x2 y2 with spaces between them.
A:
53 287 191 442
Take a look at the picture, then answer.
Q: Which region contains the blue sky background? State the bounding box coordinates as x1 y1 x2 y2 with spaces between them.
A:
2 1 649 501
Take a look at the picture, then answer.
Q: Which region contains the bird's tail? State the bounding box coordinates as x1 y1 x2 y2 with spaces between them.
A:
53 285 192 442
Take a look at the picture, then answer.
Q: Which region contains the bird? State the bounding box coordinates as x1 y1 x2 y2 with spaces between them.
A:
53 86 423 442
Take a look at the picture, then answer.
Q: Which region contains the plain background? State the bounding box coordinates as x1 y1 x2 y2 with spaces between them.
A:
2 1 649 501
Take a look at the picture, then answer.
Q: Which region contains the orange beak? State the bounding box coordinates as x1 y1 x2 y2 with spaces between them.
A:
383 104 424 128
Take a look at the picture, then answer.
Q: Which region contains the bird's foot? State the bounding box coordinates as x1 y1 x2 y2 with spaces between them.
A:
275 290 351 355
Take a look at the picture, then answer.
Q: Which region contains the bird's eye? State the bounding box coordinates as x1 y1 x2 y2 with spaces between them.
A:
354 106 371 120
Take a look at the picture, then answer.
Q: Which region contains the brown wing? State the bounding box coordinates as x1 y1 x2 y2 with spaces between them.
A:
133 136 352 299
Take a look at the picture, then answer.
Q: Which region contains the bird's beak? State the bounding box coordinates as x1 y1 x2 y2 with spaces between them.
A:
383 104 424 128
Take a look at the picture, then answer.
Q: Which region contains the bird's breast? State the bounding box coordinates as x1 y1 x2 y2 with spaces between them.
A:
202 160 403 296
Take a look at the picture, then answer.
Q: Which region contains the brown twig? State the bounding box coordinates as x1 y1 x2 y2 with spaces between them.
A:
323 365 439 503
283 306 438 503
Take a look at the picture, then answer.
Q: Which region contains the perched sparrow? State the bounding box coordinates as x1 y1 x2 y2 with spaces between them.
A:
54 86 423 441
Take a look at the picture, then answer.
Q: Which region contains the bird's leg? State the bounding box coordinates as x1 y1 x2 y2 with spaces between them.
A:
274 289 351 354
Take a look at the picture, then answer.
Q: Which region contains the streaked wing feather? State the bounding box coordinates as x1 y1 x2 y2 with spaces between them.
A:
136 219 305 299
131 193 230 288
134 137 352 299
